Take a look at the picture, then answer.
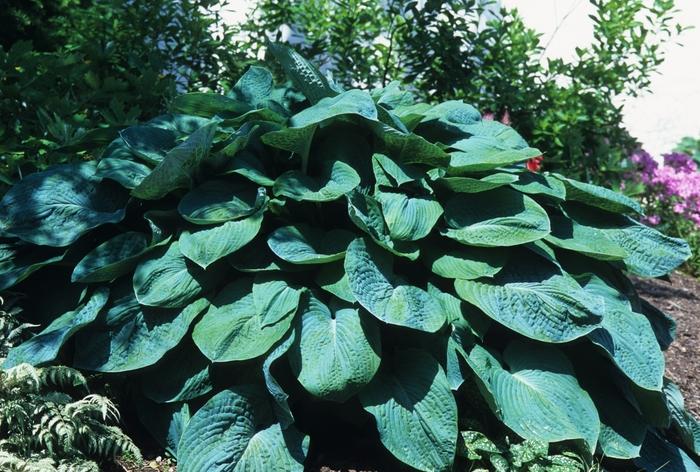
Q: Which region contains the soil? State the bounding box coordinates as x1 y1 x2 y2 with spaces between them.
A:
633 271 700 418
109 271 700 472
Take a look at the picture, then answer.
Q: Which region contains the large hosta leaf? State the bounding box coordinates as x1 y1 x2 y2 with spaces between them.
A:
141 341 213 404
546 209 627 261
359 350 457 472
178 180 266 224
443 188 550 247
72 232 150 283
134 241 215 308
96 157 151 189
289 294 381 402
180 208 265 269
273 160 361 202
119 125 176 163
564 204 690 277
345 238 444 332
73 289 208 372
192 277 299 362
579 274 664 391
315 261 357 303
268 43 336 104
0 241 63 291
554 175 642 214
267 224 355 264
464 340 600 452
422 241 507 280
177 386 309 472
455 253 602 343
435 173 518 193
510 172 566 200
346 190 419 260
635 431 700 472
3 288 109 368
665 380 700 455
263 331 297 428
447 136 541 174
132 121 218 200
0 162 127 247
376 191 443 241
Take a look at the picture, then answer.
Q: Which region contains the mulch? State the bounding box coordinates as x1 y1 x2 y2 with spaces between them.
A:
633 271 700 418
110 272 700 472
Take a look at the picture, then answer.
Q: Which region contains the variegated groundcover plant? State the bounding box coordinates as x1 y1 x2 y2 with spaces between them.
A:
0 45 699 471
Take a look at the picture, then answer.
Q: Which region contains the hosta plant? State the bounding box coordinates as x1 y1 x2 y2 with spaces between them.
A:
0 45 699 471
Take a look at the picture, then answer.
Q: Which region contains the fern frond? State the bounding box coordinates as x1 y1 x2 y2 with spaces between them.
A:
39 367 87 393
66 395 119 423
2 364 41 393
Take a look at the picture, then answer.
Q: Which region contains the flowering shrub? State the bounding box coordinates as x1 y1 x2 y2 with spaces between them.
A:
629 149 700 275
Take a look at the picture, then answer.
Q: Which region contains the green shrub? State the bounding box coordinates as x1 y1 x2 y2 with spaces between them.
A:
1 47 698 471
238 0 685 185
0 0 248 188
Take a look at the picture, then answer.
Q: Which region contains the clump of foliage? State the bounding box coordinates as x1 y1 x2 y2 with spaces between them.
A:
0 0 247 187
0 364 141 472
238 0 685 185
676 135 700 163
1 47 698 471
627 150 700 277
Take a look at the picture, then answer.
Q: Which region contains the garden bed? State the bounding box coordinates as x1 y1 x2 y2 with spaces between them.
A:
634 272 700 417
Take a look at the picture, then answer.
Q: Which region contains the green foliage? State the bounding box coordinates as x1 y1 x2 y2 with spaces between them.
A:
0 363 141 471
1 50 698 471
676 135 700 163
237 0 685 185
0 0 248 188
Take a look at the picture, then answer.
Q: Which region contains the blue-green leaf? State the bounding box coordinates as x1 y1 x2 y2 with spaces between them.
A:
289 294 381 402
133 241 215 308
345 238 444 332
455 253 602 343
359 350 457 472
132 121 219 200
443 188 550 247
0 162 127 247
177 386 309 472
465 340 600 453
73 291 208 372
4 288 109 368
267 224 354 264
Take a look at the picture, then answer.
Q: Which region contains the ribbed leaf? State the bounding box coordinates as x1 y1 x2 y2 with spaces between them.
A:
132 121 218 200
4 288 109 368
141 342 213 404
72 232 150 283
455 253 602 343
465 340 600 453
96 157 151 189
178 180 265 224
119 125 176 163
565 204 691 277
180 208 265 269
274 160 361 202
177 386 308 472
192 278 297 362
345 238 444 332
554 175 642 214
0 162 127 247
443 188 550 247
359 350 457 472
267 224 355 264
133 241 215 308
579 274 664 391
289 294 381 402
74 290 208 372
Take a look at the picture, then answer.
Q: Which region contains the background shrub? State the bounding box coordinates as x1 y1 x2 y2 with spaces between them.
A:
1 48 698 471
237 0 685 185
0 0 249 187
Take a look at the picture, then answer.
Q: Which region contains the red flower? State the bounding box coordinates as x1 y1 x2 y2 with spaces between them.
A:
527 155 544 172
